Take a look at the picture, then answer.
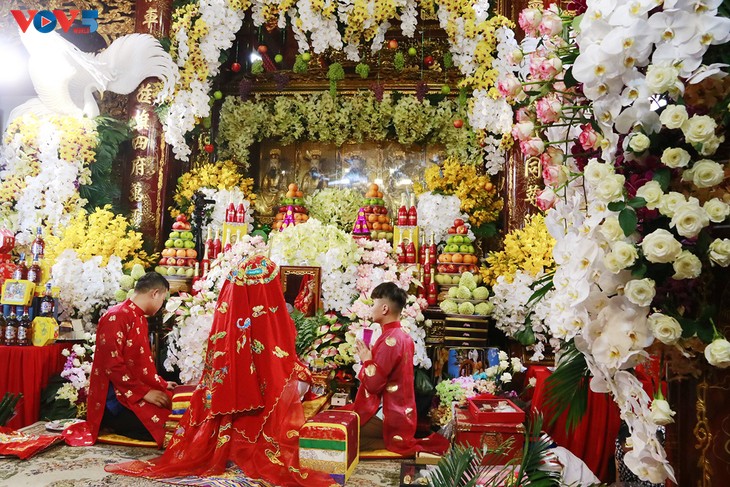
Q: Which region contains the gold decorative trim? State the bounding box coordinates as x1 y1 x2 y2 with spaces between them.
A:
694 379 713 487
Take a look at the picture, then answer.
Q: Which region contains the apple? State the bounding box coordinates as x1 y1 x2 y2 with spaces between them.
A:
274 54 284 63
444 264 457 273
467 245 475 254
284 198 295 205
453 119 464 128
459 244 471 253
231 62 241 72
453 235 464 244
172 222 183 230
462 237 472 244
164 239 174 248
447 227 456 234
176 214 187 222
187 258 197 266
388 39 398 49
454 218 465 227
175 258 186 266
183 223 192 230
363 205 373 213
204 144 214 153
184 240 195 249
408 47 417 56
169 231 180 239
293 198 304 205
446 244 459 253
301 52 311 61
424 55 434 66
174 239 184 248
456 225 468 235
257 45 268 54
181 231 193 240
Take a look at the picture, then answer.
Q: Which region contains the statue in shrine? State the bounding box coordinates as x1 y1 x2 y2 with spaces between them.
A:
255 149 285 215
340 151 369 188
299 150 328 194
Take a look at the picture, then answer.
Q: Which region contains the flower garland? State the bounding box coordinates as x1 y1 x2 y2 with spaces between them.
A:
421 157 503 232
0 115 97 246
480 214 555 287
217 93 483 166
304 188 362 232
171 159 255 217
269 218 363 314
164 234 268 383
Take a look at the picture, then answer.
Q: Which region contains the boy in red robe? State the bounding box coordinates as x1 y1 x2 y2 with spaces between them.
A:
63 272 174 447
344 282 450 455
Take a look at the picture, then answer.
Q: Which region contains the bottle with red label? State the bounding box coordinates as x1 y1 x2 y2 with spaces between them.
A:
397 240 407 264
225 197 236 223
407 194 418 226
417 266 426 299
31 227 44 259
397 195 408 226
236 201 246 223
212 228 222 259
191 262 201 292
205 227 214 261
423 247 431 286
418 233 426 264
405 239 416 264
12 253 28 280
223 229 232 253
429 233 437 265
427 269 438 306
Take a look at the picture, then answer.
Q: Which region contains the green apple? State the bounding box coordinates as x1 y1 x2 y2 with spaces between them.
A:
164 239 174 248
459 244 471 253
447 236 454 244
283 197 294 205
181 231 193 240
467 245 475 254
184 240 196 249
370 230 378 239
274 54 284 63
293 198 304 205
462 237 471 244
453 235 464 244
174 239 184 248
169 231 180 239
302 52 311 62
446 244 459 253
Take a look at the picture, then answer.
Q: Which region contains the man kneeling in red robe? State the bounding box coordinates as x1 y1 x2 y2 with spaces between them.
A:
64 272 175 447
344 282 450 456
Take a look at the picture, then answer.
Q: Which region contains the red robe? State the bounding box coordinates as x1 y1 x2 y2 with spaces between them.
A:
63 299 171 447
343 321 449 455
106 255 337 487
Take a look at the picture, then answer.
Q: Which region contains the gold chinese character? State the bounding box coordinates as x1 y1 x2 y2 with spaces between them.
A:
142 8 160 31
133 110 151 131
132 136 149 151
526 184 541 205
131 156 149 177
525 156 541 179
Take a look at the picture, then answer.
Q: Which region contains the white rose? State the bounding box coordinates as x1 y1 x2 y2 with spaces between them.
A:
682 115 717 144
628 132 651 152
623 278 656 307
684 160 725 189
670 199 709 238
672 250 702 279
700 135 723 156
500 372 513 383
645 64 679 93
635 180 664 210
658 191 686 218
659 104 688 129
650 398 676 425
498 350 508 361
510 357 523 371
709 238 730 267
648 312 682 345
705 338 730 368
594 174 626 202
703 198 730 223
583 159 613 185
641 229 682 263
606 241 638 273
600 216 624 242
660 147 691 168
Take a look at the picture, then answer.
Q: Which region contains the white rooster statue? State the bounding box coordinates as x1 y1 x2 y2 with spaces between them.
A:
9 28 178 122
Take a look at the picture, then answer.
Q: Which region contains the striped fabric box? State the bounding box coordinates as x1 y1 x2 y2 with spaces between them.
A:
163 385 196 445
299 410 360 485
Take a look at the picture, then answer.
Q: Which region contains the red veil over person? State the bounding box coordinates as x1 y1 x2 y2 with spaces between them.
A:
107 255 338 487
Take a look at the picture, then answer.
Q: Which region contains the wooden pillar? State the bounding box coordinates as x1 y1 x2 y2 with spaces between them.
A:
125 0 173 249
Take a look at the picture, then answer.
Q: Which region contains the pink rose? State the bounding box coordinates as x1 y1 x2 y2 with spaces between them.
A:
578 124 601 150
511 121 535 141
497 74 523 100
520 137 546 157
537 57 562 80
536 187 558 211
535 94 562 123
516 107 535 123
538 10 563 37
518 8 543 36
542 163 567 186
540 146 565 166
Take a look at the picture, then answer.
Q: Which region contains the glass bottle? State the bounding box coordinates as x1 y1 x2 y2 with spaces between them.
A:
236 201 246 223
417 265 426 300
418 232 426 264
17 307 31 346
4 309 18 346
223 229 232 253
204 227 214 261
0 312 6 346
201 246 210 277
407 194 418 226
423 247 431 285
225 197 236 223
427 269 438 306
405 239 416 264
429 232 437 266
397 194 408 226
12 253 28 280
212 228 222 259
40 282 55 317
27 254 42 284
31 226 44 258
191 262 201 292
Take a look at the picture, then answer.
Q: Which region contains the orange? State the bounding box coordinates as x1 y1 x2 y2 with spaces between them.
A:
186 249 197 258
275 213 285 220
176 249 187 258
296 191 303 197
372 222 382 230
439 254 452 263
377 215 387 223
377 191 383 198
451 253 464 263
302 214 309 221
369 183 379 191
288 183 297 191
367 214 378 223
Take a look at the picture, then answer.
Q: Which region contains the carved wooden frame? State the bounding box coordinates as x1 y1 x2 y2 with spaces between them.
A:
279 265 321 317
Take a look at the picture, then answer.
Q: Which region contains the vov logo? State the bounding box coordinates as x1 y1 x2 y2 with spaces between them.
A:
11 10 99 34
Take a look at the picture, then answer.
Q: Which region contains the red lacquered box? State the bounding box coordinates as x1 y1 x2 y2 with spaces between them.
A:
454 407 525 463
467 397 525 424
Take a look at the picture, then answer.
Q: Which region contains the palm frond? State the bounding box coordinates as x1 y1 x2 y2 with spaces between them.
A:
291 309 324 357
0 392 22 426
543 343 591 432
515 414 562 487
81 116 129 211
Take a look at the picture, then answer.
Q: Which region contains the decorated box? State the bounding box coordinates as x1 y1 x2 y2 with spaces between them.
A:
31 317 59 346
454 407 525 463
467 397 525 424
299 410 359 486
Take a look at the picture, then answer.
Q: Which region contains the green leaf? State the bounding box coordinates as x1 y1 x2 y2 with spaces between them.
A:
627 197 647 209
653 168 671 192
619 208 638 236
544 344 590 432
631 262 648 278
607 201 626 212
563 67 577 88
414 367 434 395
679 317 697 338
527 279 555 307
472 222 498 238
697 321 714 344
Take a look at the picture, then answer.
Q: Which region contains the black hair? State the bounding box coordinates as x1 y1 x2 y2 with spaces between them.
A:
371 282 407 314
134 272 170 293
